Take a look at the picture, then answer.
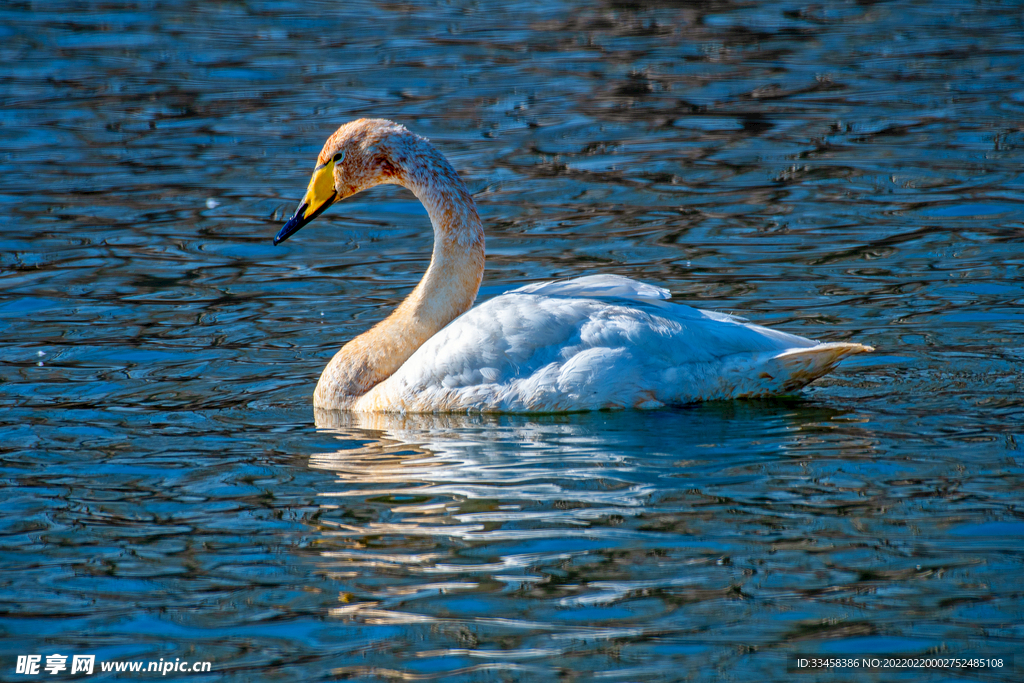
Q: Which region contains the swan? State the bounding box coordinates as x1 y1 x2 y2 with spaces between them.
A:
274 118 871 413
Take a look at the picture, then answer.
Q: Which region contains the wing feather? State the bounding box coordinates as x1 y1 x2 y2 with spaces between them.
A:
357 276 869 412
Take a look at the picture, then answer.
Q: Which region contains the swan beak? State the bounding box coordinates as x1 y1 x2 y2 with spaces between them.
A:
274 158 338 245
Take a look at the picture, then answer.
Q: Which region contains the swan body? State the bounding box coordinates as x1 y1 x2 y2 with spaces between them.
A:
274 119 871 413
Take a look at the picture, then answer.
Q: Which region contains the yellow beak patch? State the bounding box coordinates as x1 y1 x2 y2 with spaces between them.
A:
302 159 337 219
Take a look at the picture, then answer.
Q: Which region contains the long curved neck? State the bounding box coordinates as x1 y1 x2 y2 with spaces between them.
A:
314 138 485 409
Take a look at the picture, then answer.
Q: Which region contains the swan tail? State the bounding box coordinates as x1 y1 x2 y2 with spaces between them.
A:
722 342 874 399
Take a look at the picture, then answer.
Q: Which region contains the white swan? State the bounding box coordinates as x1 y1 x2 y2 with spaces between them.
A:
274 118 871 413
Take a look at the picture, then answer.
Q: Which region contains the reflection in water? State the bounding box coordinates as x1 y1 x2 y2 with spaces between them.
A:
302 406 1009 679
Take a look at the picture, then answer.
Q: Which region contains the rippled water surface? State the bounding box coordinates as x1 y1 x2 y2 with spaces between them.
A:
3 0 1024 680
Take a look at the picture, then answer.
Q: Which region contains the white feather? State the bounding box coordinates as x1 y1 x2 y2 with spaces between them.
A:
356 275 870 413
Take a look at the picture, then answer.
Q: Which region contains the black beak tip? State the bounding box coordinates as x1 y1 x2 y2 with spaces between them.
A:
273 204 308 245
273 195 337 246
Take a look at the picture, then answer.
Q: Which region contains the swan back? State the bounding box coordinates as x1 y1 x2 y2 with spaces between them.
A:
511 274 670 301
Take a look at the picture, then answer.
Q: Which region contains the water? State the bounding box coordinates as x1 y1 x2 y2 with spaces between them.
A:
2 0 1023 680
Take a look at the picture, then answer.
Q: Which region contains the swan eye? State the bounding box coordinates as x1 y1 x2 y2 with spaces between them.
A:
332 151 345 163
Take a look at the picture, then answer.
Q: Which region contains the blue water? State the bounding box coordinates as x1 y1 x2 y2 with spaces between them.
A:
2 0 1023 680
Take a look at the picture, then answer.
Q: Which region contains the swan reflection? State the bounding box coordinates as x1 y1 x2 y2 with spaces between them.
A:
306 404 875 645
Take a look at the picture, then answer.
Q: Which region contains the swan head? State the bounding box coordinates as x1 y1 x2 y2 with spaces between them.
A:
274 118 414 245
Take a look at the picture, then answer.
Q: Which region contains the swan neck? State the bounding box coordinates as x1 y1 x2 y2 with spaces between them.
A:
395 140 485 321
314 132 484 409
